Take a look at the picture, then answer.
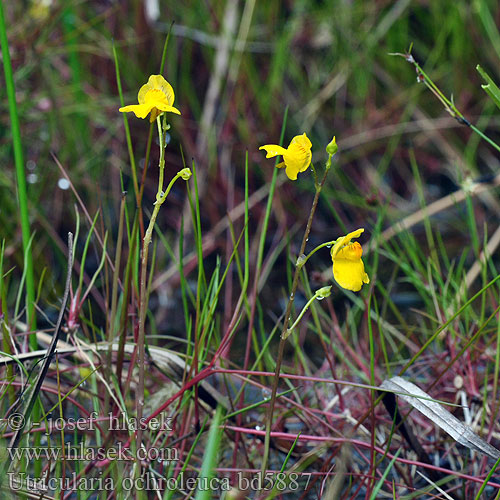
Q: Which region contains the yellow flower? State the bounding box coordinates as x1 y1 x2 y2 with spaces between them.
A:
330 228 370 292
259 133 312 180
119 74 181 122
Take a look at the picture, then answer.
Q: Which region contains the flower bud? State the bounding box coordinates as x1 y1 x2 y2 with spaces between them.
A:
178 168 192 181
326 136 338 156
316 286 332 300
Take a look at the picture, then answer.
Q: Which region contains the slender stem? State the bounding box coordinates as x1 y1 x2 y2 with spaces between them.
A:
136 116 185 464
260 164 331 477
395 52 500 154
156 117 165 197
138 124 154 238
285 293 318 337
136 116 166 461
135 207 156 462
299 239 337 268
284 286 331 339
157 171 184 205
470 124 500 154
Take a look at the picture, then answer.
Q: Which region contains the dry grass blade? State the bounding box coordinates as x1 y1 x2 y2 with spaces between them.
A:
8 331 231 415
415 471 455 500
380 376 500 460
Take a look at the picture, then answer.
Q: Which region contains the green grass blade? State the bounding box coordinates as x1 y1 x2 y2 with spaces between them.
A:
0 0 37 342
194 406 224 500
255 106 288 276
112 41 140 209
159 21 174 75
369 448 401 500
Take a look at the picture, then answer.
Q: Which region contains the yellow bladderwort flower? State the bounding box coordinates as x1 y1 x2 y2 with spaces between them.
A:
330 228 370 292
259 133 312 180
119 74 181 122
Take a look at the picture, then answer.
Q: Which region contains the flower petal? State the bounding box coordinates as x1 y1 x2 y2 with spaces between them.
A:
137 82 153 105
330 230 369 292
285 163 299 180
330 228 364 259
147 75 175 106
290 132 312 150
332 256 370 292
259 144 288 159
336 241 363 261
260 134 312 180
135 75 177 113
119 103 155 119
283 134 312 178
154 102 181 115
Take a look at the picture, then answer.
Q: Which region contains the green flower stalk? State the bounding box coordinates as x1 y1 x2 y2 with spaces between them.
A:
283 286 332 340
119 75 186 469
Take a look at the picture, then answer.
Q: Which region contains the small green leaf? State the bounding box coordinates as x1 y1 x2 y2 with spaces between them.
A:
477 64 500 111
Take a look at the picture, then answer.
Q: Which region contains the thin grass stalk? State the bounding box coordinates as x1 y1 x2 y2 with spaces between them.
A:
184 158 205 431
116 213 139 387
109 192 126 342
396 51 500 153
194 406 223 500
103 192 126 418
367 292 377 497
243 107 288 372
112 42 143 237
0 0 36 341
0 1 42 476
235 110 287 479
0 240 15 405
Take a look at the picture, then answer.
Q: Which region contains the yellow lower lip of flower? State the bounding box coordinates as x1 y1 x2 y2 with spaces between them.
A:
119 103 181 122
332 257 370 292
330 228 369 292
